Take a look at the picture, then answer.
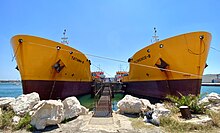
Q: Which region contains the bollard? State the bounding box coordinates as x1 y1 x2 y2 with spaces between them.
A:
179 106 192 119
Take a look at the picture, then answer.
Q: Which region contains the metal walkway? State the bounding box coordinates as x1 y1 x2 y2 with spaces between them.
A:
93 85 112 117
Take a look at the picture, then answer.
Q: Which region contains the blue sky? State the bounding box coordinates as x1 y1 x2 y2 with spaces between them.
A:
0 0 220 80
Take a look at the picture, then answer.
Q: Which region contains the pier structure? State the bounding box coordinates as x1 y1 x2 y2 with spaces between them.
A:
92 82 124 117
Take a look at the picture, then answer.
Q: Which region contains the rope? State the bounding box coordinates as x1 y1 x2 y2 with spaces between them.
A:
24 40 209 78
210 47 220 53
11 44 21 62
87 53 202 78
91 63 112 77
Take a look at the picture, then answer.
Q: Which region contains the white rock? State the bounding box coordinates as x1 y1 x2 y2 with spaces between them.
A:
154 108 171 117
62 96 88 120
79 105 89 115
207 92 220 104
154 103 171 117
30 100 64 130
12 116 21 125
181 114 212 125
10 92 40 116
88 111 93 115
155 103 164 109
140 99 153 111
199 97 209 105
215 103 220 107
209 106 220 113
29 100 46 116
117 95 142 114
0 97 15 108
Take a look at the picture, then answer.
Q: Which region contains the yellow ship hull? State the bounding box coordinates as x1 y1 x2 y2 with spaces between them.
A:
11 35 92 99
124 31 211 99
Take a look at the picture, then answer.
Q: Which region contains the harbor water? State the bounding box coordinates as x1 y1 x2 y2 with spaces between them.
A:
1 83 220 111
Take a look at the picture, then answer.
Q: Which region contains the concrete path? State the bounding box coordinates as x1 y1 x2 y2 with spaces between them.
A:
14 113 162 133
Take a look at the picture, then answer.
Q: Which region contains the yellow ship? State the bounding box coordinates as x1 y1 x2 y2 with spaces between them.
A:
11 33 92 100
123 31 211 99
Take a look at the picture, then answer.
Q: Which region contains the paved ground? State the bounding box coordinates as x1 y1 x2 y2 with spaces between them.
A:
13 113 162 133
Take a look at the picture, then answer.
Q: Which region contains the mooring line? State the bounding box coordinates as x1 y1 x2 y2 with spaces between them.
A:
25 40 217 78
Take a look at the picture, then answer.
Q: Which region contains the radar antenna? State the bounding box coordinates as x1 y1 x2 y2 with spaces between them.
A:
61 29 69 45
152 27 159 43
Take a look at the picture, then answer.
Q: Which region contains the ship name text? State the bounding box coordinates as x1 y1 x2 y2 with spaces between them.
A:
72 56 84 64
134 54 150 63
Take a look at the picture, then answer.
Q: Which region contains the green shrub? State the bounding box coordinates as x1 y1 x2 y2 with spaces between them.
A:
0 110 15 129
14 113 32 130
166 93 206 114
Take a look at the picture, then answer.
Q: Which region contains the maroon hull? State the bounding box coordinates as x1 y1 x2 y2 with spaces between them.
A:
124 79 201 99
22 80 92 100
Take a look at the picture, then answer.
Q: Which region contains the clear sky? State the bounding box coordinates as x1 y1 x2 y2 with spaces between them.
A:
1 0 220 80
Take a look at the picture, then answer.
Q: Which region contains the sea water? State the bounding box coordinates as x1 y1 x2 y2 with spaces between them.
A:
1 83 220 110
0 82 22 98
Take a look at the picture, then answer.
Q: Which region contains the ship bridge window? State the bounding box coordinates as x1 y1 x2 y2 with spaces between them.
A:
92 73 96 76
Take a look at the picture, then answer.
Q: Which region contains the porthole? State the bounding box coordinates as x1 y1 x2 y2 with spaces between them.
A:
56 46 61 50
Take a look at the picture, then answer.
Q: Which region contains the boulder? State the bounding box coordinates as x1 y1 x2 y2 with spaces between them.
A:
207 92 220 104
199 93 220 111
209 106 220 113
140 99 153 112
30 100 64 130
117 95 142 114
154 103 171 117
79 105 89 115
198 97 209 105
0 97 15 109
180 114 212 125
12 116 21 125
10 92 40 116
62 96 88 120
29 100 46 116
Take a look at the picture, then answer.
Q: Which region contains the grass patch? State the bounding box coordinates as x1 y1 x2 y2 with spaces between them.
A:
160 115 215 133
14 113 32 131
207 111 220 127
0 109 15 130
0 110 34 131
129 117 154 129
164 101 180 114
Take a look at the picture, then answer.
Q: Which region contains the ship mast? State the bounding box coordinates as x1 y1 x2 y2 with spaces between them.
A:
152 27 159 43
61 29 69 45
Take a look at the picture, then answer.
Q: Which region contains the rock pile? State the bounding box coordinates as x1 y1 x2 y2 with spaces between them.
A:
116 95 171 126
10 92 40 116
117 95 171 115
199 92 220 112
116 94 220 126
0 97 15 109
0 92 89 130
